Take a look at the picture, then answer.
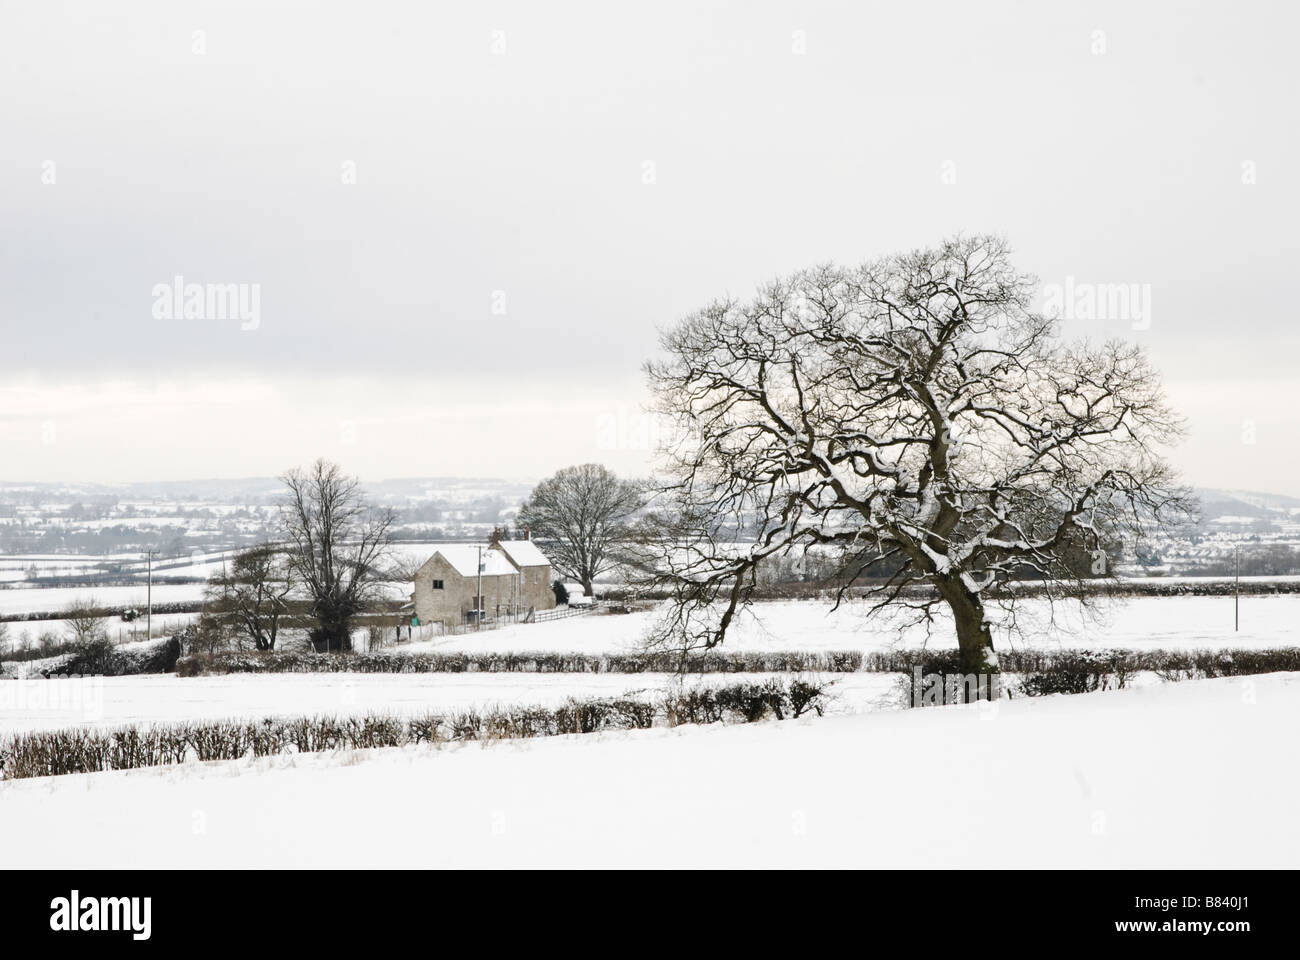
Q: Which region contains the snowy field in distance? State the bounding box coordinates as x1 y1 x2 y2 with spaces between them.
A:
0 582 206 615
3 672 1294 868
403 594 1298 656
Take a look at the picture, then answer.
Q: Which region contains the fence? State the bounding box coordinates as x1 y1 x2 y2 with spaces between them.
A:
379 602 608 647
530 602 609 624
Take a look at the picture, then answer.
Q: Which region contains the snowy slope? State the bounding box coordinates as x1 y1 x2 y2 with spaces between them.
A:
2 673 1295 868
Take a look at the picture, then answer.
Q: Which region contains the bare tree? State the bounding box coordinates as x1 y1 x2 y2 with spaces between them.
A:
201 546 293 651
645 235 1190 692
280 459 394 652
517 464 644 595
63 597 112 671
64 597 106 647
384 553 426 583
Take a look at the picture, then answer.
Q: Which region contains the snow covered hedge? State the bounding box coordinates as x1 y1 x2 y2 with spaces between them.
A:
40 635 182 678
175 649 865 676
872 646 1300 683
0 678 830 780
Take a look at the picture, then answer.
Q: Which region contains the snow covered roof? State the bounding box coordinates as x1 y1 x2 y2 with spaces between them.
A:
430 545 518 578
495 539 550 568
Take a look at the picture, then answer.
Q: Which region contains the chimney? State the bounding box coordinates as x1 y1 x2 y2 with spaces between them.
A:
490 526 500 547
524 526 530 541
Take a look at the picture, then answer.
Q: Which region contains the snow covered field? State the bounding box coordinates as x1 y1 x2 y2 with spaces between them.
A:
4 593 1289 735
3 672 1294 868
405 594 1298 656
2 613 197 646
0 582 206 615
0 672 900 735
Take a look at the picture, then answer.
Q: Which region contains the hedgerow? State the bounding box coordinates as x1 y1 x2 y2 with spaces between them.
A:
176 649 864 676
0 677 831 780
177 646 1300 681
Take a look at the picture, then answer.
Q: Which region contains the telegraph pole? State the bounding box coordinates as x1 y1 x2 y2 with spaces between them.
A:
1235 545 1240 632
476 545 483 632
147 549 155 640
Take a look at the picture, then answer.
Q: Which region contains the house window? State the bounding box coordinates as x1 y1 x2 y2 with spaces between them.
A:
432 579 444 590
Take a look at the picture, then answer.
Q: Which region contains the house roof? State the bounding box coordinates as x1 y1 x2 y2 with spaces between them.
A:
430 545 518 578
495 539 551 568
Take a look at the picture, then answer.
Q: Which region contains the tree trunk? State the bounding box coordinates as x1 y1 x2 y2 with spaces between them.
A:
312 612 353 653
581 577 594 597
940 579 999 702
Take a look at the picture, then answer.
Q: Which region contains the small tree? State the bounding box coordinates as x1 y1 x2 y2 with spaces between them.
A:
280 459 394 653
517 464 644 595
202 546 294 651
64 597 106 647
63 597 112 672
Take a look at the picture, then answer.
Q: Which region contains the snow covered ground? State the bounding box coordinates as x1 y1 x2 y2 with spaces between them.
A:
0 672 903 735
403 594 1298 656
2 613 197 645
0 582 206 615
3 673 1294 868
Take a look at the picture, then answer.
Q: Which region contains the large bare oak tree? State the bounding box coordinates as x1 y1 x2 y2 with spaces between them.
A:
645 236 1190 688
280 459 394 652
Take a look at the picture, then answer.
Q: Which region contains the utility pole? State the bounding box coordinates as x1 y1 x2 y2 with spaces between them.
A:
476 545 483 632
147 549 154 641
1235 544 1240 632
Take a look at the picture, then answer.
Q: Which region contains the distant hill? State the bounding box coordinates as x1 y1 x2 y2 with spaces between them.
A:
1193 489 1300 536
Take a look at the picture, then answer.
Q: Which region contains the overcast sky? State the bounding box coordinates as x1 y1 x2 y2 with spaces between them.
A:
2 1 1297 493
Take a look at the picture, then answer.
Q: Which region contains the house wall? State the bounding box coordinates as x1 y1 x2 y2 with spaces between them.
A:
519 562 556 611
488 544 557 612
412 555 523 627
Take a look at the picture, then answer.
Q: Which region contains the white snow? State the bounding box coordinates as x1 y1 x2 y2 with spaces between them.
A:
0 672 902 735
398 595 1298 656
0 583 206 615
2 673 1294 868
495 539 551 568
422 545 518 578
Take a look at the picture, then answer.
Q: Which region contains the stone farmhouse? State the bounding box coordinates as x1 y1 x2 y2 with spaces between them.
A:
410 533 556 629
